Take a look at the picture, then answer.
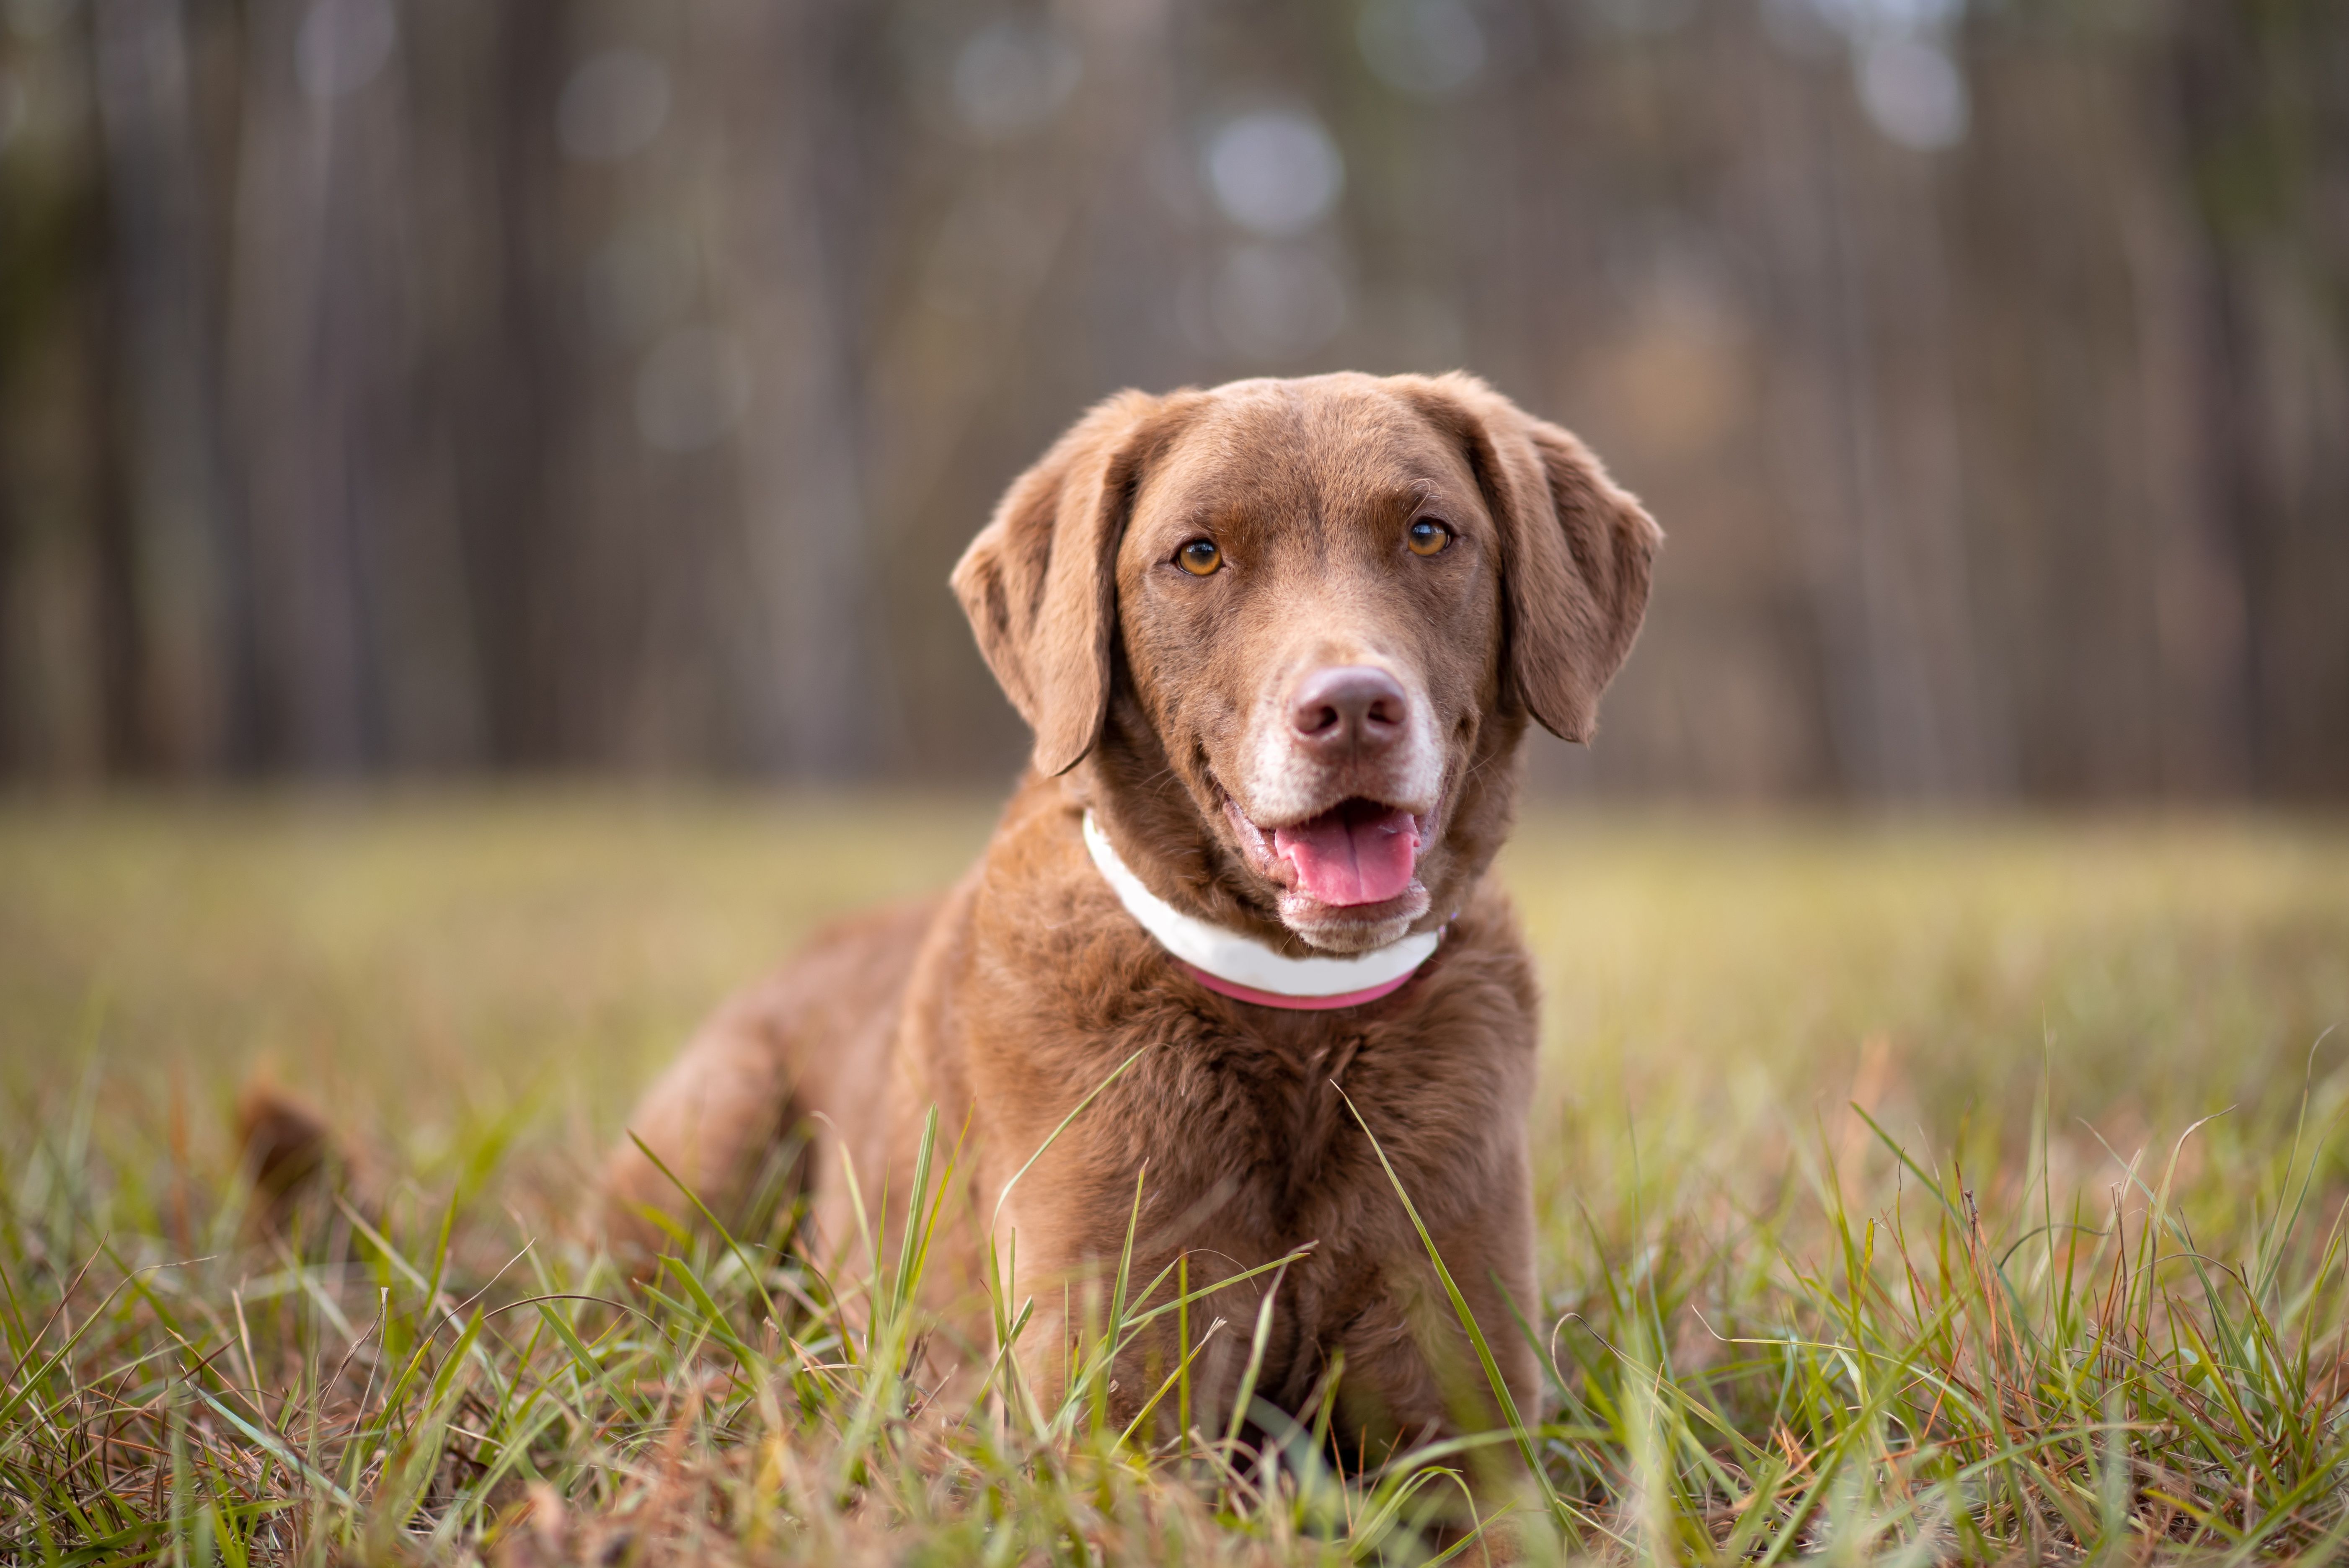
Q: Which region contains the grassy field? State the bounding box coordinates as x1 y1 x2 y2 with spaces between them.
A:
1 793 2346 1565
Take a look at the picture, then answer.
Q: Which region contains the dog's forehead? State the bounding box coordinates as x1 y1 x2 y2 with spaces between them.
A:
1142 378 1469 525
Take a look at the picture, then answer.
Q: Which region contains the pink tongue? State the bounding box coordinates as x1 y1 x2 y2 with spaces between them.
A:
1271 802 1421 907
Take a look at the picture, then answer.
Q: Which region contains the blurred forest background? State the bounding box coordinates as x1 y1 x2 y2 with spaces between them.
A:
0 0 2342 800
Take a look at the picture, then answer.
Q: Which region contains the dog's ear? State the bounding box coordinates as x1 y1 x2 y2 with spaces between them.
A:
1403 374 1662 743
952 389 1181 775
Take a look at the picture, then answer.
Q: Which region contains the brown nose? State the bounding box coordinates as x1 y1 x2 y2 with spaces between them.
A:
1289 666 1408 757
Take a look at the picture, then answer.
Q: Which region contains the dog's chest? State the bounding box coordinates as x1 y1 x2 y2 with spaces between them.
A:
1147 1011 1415 1235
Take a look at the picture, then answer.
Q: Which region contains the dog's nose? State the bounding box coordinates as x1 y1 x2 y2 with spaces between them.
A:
1289 666 1408 756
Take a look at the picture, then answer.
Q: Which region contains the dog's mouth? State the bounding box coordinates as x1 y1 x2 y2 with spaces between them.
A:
1220 791 1436 948
1269 798 1421 906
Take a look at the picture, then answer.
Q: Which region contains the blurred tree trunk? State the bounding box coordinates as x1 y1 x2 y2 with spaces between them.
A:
407 0 562 769
226 0 378 770
704 0 881 778
0 10 134 780
92 0 243 773
2173 0 2349 799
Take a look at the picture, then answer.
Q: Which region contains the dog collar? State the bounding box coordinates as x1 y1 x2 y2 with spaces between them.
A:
1082 811 1439 1010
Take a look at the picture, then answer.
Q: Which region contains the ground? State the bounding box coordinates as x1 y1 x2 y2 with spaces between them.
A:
1 793 2344 1564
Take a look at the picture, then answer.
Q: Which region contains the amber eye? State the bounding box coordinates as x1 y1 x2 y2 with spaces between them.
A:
1178 539 1222 576
1407 519 1452 556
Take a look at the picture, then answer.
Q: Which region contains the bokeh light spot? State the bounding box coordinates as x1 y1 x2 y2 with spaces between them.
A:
951 20 1081 139
1357 0 1486 100
636 328 749 453
295 0 395 102
1211 243 1349 360
584 226 699 347
1205 110 1344 238
559 49 672 163
1859 35 1967 150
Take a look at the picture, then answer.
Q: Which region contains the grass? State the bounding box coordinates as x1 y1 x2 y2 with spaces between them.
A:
1 791 2346 1564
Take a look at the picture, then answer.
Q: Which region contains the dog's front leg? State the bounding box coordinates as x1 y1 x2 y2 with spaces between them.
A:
1328 1215 1542 1480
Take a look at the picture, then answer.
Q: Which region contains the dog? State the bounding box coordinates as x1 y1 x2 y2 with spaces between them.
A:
600 371 1659 1465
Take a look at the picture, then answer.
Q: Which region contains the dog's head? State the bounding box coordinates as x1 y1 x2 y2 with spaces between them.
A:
954 372 1659 953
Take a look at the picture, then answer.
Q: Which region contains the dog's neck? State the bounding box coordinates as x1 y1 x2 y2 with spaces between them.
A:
1082 812 1439 1009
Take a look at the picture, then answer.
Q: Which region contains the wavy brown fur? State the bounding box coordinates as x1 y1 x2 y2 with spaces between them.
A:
602 372 1659 1469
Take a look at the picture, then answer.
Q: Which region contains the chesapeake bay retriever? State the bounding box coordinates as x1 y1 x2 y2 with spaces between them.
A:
601 371 1659 1460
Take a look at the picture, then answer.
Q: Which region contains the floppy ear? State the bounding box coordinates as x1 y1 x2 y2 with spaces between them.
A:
951 390 1177 775
1404 374 1662 743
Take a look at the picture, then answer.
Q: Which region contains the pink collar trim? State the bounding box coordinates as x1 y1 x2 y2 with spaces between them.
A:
1181 964 1421 1010
1083 811 1440 1010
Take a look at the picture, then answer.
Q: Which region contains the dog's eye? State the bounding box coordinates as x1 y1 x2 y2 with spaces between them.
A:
1177 539 1222 576
1407 519 1452 556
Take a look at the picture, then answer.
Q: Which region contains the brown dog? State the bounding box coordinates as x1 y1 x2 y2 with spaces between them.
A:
601 372 1658 1462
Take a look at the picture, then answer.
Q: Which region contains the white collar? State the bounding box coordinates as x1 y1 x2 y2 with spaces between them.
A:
1082 811 1440 1008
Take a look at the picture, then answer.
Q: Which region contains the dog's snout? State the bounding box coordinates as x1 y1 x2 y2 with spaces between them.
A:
1289 666 1408 757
